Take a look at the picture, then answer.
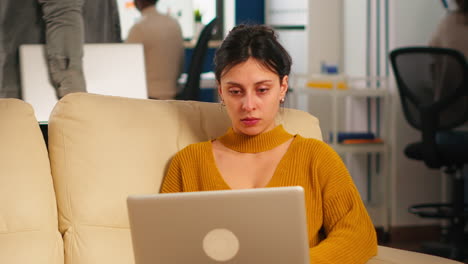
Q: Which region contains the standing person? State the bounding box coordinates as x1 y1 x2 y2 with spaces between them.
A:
126 0 185 100
0 0 87 99
431 0 468 221
82 0 122 43
429 0 468 103
160 24 377 264
430 0 468 58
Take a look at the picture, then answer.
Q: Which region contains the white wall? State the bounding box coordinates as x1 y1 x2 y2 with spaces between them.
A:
308 0 343 74
223 0 235 38
343 0 367 77
265 0 309 75
391 1 445 48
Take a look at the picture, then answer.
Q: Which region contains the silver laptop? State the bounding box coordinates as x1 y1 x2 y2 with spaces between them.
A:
127 186 310 264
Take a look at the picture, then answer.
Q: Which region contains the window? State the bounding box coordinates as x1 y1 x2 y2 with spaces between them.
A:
117 0 223 41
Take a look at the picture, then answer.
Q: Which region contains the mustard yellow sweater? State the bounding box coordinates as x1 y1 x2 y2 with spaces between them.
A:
161 125 377 264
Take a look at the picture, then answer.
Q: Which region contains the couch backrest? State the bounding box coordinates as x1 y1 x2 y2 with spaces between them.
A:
47 93 322 264
0 99 63 264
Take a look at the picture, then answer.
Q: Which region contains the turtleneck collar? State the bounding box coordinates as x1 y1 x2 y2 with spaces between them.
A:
217 125 294 153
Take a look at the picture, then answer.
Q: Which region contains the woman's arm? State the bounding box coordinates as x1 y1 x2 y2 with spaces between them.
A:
310 144 378 264
38 0 87 98
310 187 377 263
160 154 183 193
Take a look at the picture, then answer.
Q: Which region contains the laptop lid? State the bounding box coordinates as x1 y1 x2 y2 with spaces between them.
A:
127 186 310 264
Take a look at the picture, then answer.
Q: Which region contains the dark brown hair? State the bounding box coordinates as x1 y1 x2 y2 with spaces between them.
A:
214 24 292 83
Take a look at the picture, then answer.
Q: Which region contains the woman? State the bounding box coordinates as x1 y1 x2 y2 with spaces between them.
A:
161 24 377 264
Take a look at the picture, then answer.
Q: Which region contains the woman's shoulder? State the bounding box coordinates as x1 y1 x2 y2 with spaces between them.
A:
294 136 352 191
292 135 341 161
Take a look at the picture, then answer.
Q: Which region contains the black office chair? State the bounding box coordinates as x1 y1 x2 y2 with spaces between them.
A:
176 17 218 101
390 47 468 261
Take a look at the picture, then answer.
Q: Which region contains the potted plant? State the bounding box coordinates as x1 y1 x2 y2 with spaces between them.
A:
194 9 202 23
193 9 203 40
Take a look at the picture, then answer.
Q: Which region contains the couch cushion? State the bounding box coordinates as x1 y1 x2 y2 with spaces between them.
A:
47 93 322 264
0 99 63 264
368 246 463 264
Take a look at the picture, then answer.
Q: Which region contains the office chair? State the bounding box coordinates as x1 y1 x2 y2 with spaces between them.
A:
390 47 468 261
176 17 218 101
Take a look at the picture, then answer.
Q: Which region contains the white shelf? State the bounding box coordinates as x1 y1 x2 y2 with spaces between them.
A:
290 75 392 231
330 143 388 154
293 87 388 98
290 76 391 152
291 74 390 98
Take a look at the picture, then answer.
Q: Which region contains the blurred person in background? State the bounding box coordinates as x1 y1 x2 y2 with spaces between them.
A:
82 0 122 43
126 0 185 100
430 0 468 212
430 0 468 58
0 0 122 99
0 0 86 99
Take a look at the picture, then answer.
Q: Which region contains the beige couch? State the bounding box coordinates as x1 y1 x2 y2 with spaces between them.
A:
0 93 462 264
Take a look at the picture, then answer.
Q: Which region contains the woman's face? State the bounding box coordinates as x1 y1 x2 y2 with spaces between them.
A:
218 58 288 136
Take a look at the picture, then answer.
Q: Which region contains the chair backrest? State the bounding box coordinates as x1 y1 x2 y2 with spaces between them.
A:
390 47 468 131
178 17 218 101
390 47 468 168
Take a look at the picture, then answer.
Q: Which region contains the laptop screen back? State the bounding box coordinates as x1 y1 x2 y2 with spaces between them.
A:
127 186 310 264
19 43 148 122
